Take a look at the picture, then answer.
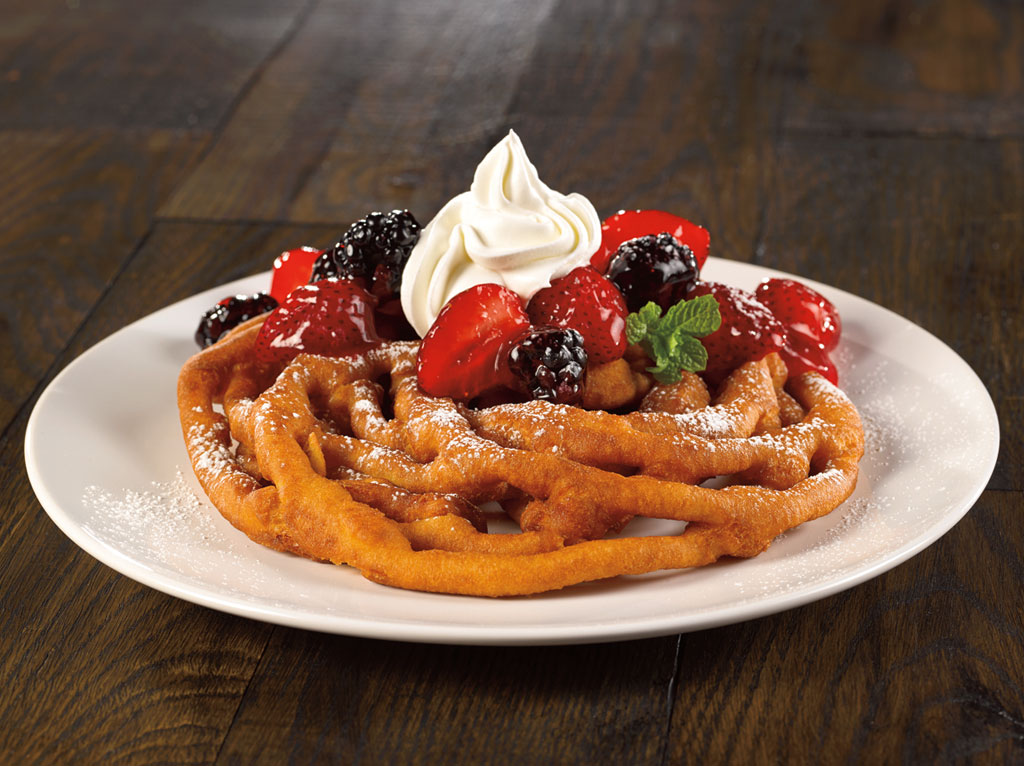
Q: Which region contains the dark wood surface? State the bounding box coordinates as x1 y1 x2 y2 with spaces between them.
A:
2 1 1021 763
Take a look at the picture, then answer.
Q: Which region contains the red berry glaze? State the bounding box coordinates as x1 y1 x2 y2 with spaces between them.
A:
417 283 531 400
754 278 841 351
688 281 786 385
526 266 627 364
754 277 842 383
254 278 379 366
782 332 839 384
270 246 322 302
592 210 709 273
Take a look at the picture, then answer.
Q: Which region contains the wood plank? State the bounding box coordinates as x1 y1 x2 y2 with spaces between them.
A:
158 0 794 250
779 0 1024 136
159 0 559 223
0 0 307 131
0 513 271 764
216 631 677 764
0 0 312 433
0 130 205 433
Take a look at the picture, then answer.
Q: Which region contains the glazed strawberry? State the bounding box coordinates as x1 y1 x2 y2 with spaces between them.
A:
592 210 710 273
270 246 322 302
254 278 379 366
526 266 627 364
417 283 531 400
688 281 786 385
754 278 841 351
754 278 841 383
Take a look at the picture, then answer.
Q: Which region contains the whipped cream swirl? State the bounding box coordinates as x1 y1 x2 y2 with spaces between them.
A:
400 130 601 336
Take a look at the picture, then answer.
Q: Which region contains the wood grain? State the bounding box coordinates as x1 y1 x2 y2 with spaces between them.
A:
1 0 1021 763
0 130 204 433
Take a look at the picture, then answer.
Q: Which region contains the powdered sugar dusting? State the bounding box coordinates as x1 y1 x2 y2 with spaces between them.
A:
80 471 319 606
82 470 218 553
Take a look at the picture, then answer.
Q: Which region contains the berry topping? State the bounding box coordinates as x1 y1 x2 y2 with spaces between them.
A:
782 332 839 384
270 246 322 302
311 210 421 301
688 281 786 385
605 233 700 313
754 278 841 352
508 327 588 405
417 283 531 401
592 209 710 273
253 279 379 366
526 266 628 364
754 278 842 383
195 292 278 348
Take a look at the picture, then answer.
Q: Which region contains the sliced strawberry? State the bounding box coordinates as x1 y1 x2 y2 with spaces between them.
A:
754 278 842 383
754 278 841 351
688 281 786 385
526 266 627 364
417 284 531 400
592 210 710 273
270 246 322 302
254 278 379 366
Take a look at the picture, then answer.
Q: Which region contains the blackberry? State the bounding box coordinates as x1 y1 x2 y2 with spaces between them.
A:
311 209 421 300
508 327 588 405
195 291 278 348
606 233 700 312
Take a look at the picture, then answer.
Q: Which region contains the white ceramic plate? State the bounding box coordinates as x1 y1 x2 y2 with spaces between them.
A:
25 259 999 645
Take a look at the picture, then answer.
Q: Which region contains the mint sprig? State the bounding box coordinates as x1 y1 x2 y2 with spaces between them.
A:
625 295 721 383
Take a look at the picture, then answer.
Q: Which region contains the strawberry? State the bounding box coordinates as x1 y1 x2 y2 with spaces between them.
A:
526 266 627 364
754 278 842 383
270 246 322 302
417 283 531 400
754 278 841 351
592 210 710 273
688 281 786 385
254 278 379 366
781 332 839 384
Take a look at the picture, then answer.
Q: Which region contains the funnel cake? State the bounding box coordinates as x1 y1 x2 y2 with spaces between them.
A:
178 316 864 597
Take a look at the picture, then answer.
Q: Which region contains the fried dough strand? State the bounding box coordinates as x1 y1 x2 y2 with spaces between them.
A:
178 318 863 596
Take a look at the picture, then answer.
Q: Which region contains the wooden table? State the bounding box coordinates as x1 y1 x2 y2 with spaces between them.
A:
2 1 1021 762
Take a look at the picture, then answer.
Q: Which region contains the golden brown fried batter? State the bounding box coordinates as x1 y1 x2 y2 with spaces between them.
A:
178 318 864 596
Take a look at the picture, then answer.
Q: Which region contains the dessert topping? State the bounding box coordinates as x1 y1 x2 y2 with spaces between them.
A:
416 283 531 401
754 278 841 351
400 130 601 336
270 246 322 302
312 209 421 301
526 266 627 364
606 233 700 312
754 277 841 383
195 292 278 348
508 327 588 405
688 281 786 385
253 279 379 365
592 209 710 273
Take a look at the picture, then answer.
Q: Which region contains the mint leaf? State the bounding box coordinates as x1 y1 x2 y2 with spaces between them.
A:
666 293 721 336
625 313 647 345
625 295 721 381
